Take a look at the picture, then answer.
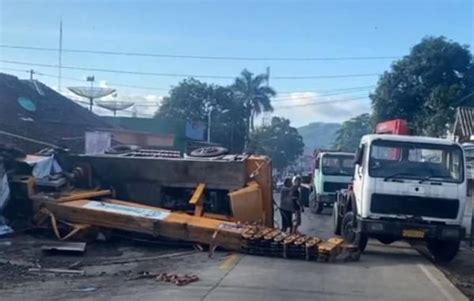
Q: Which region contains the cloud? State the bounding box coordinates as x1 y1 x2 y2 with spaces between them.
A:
267 92 371 127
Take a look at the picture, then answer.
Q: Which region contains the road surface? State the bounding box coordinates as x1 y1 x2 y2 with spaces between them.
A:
1 208 468 301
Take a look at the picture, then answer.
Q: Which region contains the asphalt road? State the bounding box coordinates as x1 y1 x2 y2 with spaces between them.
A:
1 208 468 301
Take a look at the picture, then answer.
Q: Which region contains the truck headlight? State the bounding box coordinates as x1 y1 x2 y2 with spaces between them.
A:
367 223 384 232
441 228 460 239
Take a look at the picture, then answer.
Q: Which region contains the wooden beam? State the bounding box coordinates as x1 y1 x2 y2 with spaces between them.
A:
41 199 244 251
57 189 112 203
189 183 206 217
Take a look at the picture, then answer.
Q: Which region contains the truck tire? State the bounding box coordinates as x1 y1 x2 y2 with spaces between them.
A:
314 197 324 214
309 192 318 214
427 239 460 263
341 211 368 252
332 204 341 235
310 194 324 214
189 146 228 158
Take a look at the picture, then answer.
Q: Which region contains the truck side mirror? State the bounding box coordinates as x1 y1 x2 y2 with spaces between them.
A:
354 146 364 165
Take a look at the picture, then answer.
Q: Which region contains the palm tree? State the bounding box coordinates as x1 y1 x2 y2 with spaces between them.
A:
233 69 276 145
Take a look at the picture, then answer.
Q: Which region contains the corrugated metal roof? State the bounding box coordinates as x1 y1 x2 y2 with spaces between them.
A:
454 107 474 139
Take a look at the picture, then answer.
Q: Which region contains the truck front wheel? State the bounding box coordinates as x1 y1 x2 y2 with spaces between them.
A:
310 194 324 214
341 211 368 252
332 204 341 235
427 239 460 263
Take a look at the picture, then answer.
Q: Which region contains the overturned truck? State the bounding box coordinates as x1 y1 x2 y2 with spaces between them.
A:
9 148 358 262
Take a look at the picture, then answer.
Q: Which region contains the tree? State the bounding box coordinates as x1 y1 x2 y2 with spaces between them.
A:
155 78 210 121
233 69 276 143
249 117 304 171
371 36 474 137
333 113 372 152
155 78 247 152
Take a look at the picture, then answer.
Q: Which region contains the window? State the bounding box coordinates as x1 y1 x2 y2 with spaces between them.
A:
321 154 355 176
369 140 463 182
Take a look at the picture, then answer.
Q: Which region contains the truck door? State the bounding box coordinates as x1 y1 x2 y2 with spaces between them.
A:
353 144 366 214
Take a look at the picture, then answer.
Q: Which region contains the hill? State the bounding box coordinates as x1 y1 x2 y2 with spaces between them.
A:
297 122 341 154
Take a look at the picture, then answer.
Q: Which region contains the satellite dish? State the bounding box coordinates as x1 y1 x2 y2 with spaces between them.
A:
95 100 134 116
68 86 116 111
68 87 116 99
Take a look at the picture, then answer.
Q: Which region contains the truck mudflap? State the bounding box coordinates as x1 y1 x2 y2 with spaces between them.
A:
357 217 465 241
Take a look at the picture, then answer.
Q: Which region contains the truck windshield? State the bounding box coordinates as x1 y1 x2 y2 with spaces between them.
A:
322 155 354 176
369 140 463 182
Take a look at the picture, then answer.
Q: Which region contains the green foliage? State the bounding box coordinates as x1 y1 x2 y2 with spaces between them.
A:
232 69 276 142
297 122 341 154
249 117 304 171
333 114 372 152
371 36 474 137
155 78 246 152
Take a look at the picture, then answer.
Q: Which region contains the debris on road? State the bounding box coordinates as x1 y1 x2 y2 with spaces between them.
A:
41 242 87 254
28 268 85 275
71 286 97 293
156 273 199 286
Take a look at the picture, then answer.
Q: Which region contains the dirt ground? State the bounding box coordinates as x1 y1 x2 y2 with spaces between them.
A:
0 231 231 300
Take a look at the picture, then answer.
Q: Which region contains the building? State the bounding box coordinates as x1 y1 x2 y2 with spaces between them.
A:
0 73 112 153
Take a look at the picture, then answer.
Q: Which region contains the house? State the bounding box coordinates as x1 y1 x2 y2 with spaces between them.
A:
0 73 112 153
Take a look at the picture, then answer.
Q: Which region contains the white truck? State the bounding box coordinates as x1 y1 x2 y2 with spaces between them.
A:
310 151 354 214
334 134 467 262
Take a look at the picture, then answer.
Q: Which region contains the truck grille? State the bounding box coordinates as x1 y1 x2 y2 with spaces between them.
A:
323 182 349 193
370 193 459 219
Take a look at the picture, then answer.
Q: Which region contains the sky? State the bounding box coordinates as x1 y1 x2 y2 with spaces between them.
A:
0 0 473 127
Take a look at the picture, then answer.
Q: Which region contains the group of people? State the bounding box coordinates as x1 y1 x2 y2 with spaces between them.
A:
279 177 304 234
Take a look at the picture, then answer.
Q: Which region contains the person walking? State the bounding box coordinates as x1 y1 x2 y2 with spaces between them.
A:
291 177 304 234
279 178 294 233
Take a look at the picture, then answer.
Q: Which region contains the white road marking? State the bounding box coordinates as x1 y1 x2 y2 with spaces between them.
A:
417 263 468 301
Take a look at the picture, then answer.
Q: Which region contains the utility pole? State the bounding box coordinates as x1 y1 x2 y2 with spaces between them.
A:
29 69 35 81
207 107 213 143
58 17 63 91
86 76 95 111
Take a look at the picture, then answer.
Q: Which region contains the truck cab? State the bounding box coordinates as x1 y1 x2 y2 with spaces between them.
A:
310 151 354 214
334 134 467 262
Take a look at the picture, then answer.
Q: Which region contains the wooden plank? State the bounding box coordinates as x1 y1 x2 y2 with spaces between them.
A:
189 184 206 205
57 189 112 203
189 183 205 217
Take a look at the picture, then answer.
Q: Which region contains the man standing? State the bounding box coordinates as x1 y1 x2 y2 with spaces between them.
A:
279 178 294 233
292 177 304 234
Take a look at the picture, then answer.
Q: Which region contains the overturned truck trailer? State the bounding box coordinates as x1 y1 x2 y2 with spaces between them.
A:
58 150 274 227
22 149 359 262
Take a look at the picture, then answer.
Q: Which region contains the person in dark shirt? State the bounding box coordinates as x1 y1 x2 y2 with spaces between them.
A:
291 177 304 234
279 178 294 233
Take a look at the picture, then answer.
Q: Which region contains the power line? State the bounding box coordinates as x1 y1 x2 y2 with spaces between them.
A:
278 85 374 95
274 96 369 108
0 67 171 91
0 59 382 80
0 44 400 62
273 74 378 79
272 90 369 102
0 67 372 103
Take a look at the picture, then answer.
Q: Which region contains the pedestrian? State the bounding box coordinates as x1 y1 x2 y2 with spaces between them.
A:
291 176 304 234
279 178 294 233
